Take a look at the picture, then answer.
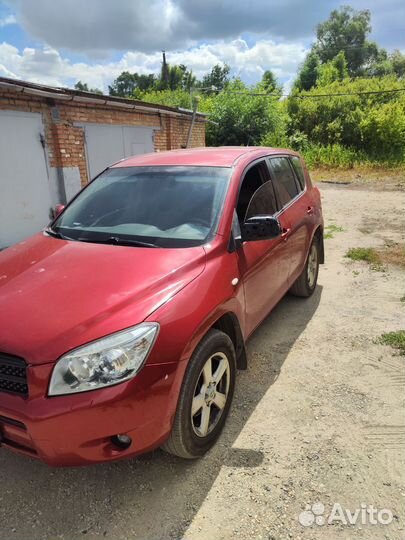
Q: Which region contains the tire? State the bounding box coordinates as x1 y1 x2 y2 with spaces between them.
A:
162 329 236 459
289 235 320 297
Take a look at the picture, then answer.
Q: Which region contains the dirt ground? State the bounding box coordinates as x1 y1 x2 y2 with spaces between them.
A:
0 181 404 540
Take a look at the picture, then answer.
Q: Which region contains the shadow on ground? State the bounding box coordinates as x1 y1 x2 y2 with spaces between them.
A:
0 287 322 540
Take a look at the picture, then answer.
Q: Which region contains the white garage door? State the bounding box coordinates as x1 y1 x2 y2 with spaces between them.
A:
82 124 155 179
0 111 52 249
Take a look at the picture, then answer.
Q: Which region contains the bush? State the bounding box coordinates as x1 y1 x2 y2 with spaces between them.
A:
287 76 405 164
302 143 365 168
139 89 193 109
199 80 287 147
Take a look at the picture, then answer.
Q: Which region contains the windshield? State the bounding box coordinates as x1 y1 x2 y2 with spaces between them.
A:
53 166 231 248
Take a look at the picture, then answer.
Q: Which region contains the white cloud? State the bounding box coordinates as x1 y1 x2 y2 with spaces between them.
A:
0 39 308 91
0 14 16 26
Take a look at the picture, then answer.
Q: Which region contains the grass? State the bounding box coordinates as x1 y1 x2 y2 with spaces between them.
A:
324 224 344 239
345 247 384 270
302 143 405 172
311 166 405 188
345 244 405 271
379 244 405 269
378 331 405 356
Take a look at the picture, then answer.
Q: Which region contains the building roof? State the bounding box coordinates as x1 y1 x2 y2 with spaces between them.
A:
0 76 207 119
114 146 295 168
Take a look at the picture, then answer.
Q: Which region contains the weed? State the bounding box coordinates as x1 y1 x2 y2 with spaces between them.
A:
324 224 345 239
345 247 384 271
378 331 405 356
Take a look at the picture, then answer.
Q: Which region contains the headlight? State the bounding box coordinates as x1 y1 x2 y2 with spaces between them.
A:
48 323 159 396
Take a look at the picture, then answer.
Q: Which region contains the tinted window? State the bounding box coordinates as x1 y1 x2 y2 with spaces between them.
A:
290 156 306 190
54 166 230 248
237 161 277 222
269 157 299 207
246 181 278 219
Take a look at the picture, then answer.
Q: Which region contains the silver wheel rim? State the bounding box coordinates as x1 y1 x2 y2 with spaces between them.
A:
191 352 231 438
307 243 318 289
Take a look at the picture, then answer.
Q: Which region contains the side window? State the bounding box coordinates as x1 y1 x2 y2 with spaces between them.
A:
236 161 277 222
245 182 278 219
269 157 299 208
290 156 306 191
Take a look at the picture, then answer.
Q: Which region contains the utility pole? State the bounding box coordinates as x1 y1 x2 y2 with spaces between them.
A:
186 95 200 148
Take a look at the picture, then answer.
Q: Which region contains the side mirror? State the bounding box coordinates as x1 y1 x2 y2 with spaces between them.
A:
242 215 281 242
53 204 65 218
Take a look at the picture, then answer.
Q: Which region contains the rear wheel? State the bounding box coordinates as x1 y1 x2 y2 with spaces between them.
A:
289 236 320 297
162 329 236 459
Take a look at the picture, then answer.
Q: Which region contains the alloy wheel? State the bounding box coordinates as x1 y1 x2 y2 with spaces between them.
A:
307 243 318 289
191 352 231 437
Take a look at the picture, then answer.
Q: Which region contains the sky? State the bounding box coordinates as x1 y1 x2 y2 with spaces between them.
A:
0 0 404 93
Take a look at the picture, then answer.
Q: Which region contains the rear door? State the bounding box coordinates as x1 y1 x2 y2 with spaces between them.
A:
268 155 311 284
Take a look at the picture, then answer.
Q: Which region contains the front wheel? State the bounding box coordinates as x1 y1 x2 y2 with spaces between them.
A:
289 236 320 297
162 329 236 459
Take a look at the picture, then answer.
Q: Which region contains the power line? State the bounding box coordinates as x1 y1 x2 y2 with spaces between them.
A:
199 87 405 99
288 87 405 98
310 41 405 52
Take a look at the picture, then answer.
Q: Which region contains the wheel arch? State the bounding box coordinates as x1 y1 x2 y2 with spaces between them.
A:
313 225 324 264
211 312 247 370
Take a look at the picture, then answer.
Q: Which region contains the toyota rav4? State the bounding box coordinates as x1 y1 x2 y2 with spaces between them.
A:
0 147 323 466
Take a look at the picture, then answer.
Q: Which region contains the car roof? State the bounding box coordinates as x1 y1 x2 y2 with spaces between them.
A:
112 146 298 168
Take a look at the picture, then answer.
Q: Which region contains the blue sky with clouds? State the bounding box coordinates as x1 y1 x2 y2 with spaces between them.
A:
0 0 404 92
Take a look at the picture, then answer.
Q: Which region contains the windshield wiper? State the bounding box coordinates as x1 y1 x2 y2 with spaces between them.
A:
45 227 74 241
77 236 158 248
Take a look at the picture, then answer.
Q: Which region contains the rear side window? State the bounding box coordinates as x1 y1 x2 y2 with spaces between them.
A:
269 157 299 208
290 156 306 190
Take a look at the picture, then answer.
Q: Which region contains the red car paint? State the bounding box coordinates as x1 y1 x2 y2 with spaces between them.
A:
0 147 323 466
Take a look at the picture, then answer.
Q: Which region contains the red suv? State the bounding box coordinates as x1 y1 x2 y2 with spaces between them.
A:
0 147 323 466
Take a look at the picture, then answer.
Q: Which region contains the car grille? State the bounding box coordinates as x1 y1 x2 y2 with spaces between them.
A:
0 353 28 397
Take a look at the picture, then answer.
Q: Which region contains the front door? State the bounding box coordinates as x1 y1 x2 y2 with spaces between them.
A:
235 159 291 336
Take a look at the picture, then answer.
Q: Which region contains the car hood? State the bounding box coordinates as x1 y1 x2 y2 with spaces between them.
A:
0 234 206 365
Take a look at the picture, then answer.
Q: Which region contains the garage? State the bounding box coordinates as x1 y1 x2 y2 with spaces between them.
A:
0 110 52 249
0 76 206 249
81 124 155 178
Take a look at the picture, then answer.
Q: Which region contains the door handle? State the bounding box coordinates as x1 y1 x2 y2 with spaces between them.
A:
281 227 291 241
307 206 314 215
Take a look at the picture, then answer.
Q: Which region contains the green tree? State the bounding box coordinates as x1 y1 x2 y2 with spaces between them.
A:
201 64 231 90
317 51 348 86
108 71 157 97
109 72 138 97
391 50 405 78
294 51 321 91
260 70 282 94
314 6 381 76
156 64 196 91
74 81 103 94
199 79 286 146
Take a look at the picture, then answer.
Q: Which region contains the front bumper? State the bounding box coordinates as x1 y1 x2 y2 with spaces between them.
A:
0 360 181 466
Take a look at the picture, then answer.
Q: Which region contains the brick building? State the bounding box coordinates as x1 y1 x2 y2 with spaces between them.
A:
0 76 206 248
